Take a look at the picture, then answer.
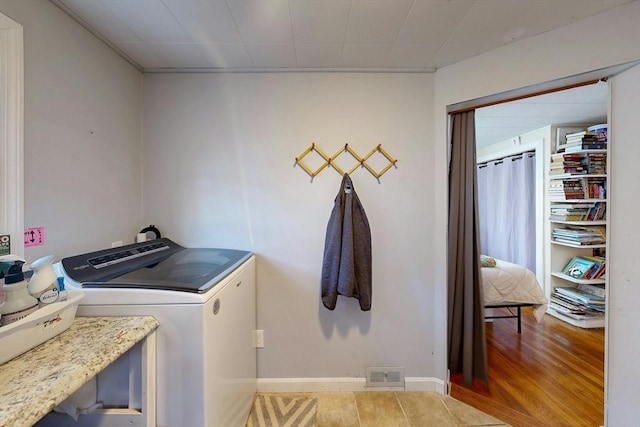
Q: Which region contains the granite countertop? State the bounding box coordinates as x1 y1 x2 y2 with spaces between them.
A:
0 316 159 427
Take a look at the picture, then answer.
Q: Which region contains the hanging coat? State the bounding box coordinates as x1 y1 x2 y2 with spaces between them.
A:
321 174 372 311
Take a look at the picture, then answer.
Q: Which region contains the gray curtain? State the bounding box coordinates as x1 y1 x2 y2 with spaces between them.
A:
447 111 488 387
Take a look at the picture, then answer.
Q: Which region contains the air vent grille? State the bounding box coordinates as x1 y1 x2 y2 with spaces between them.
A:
365 367 405 388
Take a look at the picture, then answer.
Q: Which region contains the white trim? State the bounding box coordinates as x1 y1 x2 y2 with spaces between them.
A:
256 377 446 394
404 377 446 394
0 14 24 257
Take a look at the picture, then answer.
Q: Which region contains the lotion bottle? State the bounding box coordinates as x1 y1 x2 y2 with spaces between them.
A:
28 255 59 306
0 260 39 326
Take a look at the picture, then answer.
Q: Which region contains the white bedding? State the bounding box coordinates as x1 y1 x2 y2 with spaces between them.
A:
481 258 548 322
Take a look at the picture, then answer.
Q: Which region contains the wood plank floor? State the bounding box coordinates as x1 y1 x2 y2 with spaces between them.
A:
450 307 605 427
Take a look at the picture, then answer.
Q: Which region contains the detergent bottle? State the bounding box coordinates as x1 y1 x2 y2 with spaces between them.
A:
0 260 38 326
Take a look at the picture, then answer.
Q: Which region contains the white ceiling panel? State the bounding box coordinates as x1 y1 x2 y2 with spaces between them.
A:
58 0 140 42
97 0 190 43
341 43 393 68
290 0 351 44
227 0 293 44
53 0 635 72
163 0 242 43
345 1 413 43
386 43 440 68
147 43 212 68
396 0 473 45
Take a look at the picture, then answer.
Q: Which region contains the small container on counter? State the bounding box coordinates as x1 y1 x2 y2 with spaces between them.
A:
0 260 39 326
28 255 59 306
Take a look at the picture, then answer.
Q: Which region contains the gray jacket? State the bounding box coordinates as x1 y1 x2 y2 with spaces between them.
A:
321 174 372 311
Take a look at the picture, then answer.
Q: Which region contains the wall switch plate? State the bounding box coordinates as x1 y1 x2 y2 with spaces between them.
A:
253 330 264 348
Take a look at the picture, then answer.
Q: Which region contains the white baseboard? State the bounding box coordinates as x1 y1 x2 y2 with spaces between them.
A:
256 377 446 394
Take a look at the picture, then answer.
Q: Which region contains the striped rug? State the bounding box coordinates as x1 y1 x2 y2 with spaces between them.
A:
246 394 317 427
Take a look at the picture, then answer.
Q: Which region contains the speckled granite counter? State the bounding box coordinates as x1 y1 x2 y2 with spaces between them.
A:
0 316 159 427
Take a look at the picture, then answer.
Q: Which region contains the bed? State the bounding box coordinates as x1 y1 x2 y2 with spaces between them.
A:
481 257 548 333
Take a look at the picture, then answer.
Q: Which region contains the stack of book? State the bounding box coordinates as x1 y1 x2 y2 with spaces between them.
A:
564 130 607 153
549 153 607 176
552 226 606 246
548 177 606 201
585 202 606 220
548 178 585 200
549 203 591 221
585 177 606 198
549 202 606 221
550 284 605 320
583 153 607 174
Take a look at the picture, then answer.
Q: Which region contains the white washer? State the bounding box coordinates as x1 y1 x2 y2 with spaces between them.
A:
55 238 256 427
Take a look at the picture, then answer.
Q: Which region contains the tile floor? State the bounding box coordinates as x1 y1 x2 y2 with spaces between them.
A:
257 391 510 427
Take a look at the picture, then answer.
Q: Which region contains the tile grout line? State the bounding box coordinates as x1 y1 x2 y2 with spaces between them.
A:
353 392 362 426
393 391 411 426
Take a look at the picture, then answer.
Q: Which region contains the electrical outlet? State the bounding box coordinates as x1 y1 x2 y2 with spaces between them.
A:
254 330 264 348
111 241 123 248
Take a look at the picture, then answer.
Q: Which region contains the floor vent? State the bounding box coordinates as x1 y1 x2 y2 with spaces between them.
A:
365 367 405 388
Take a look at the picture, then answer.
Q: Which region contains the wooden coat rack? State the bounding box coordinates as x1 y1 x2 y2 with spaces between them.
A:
294 143 398 182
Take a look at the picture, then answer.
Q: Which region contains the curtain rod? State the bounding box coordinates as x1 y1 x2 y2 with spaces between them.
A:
478 150 535 167
449 78 604 115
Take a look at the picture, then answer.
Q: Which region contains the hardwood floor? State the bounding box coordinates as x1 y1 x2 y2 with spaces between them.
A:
450 307 605 427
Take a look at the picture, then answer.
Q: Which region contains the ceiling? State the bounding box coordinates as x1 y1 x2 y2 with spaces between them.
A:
475 82 608 148
51 0 634 72
50 0 618 148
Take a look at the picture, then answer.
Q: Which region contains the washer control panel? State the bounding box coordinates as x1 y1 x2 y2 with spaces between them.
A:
62 238 184 283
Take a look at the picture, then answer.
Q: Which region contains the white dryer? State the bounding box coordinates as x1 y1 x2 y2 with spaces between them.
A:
55 238 256 427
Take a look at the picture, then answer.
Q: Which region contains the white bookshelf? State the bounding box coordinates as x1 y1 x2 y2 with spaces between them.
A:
546 131 608 329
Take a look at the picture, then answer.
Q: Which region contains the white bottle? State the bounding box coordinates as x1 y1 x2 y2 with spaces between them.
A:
0 260 39 326
28 255 59 306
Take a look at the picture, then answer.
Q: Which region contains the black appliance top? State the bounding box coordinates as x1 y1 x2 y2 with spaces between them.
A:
61 238 252 293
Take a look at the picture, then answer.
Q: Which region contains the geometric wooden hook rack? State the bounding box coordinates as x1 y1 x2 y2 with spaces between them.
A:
294 143 398 182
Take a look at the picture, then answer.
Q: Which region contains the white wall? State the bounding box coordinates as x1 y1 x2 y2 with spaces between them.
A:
143 72 438 382
607 64 640 424
0 0 143 261
435 0 640 421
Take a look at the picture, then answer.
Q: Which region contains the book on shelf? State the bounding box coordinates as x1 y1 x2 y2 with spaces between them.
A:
555 286 605 305
562 257 596 278
565 131 604 144
585 177 606 199
549 152 607 174
550 203 593 220
549 300 604 320
560 255 606 279
564 142 607 153
550 292 605 313
585 202 606 221
549 202 606 221
553 226 606 246
548 177 606 201
577 283 606 298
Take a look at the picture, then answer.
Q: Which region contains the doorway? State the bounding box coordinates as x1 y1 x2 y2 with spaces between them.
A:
449 83 608 426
